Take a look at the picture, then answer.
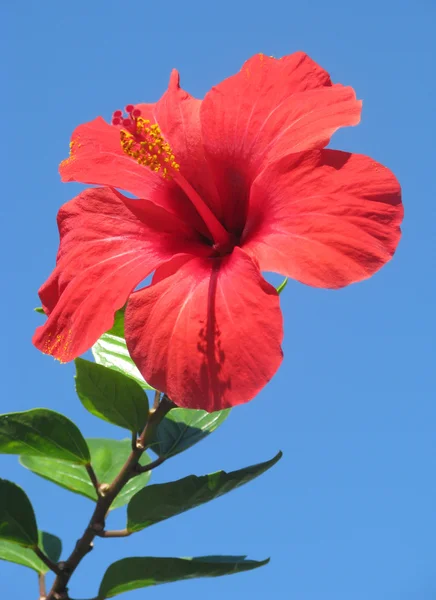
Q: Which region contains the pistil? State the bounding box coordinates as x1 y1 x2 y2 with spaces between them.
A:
114 105 231 247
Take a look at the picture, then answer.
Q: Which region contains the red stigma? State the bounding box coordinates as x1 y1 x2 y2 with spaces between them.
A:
111 106 142 130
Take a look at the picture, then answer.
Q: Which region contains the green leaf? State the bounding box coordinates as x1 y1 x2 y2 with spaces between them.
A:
75 359 149 434
39 530 62 564
20 439 152 510
127 452 282 532
92 311 154 390
34 307 45 314
276 277 288 295
0 409 90 464
0 480 38 547
107 307 126 337
0 531 61 573
149 408 230 458
98 555 269 597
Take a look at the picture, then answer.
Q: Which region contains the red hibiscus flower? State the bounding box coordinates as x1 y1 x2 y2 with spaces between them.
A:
33 52 403 412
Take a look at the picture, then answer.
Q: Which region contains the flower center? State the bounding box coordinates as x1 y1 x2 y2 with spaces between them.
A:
112 106 179 179
212 234 238 257
113 105 234 249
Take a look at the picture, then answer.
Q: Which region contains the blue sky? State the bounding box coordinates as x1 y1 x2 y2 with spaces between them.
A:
1 0 435 599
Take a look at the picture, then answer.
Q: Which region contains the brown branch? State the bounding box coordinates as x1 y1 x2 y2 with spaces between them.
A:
85 463 100 494
33 546 62 576
153 389 161 409
45 396 175 600
38 572 46 599
133 455 166 475
95 529 132 538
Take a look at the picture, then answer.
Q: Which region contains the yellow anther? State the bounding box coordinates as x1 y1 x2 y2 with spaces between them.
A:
43 329 72 364
60 138 82 169
120 117 179 179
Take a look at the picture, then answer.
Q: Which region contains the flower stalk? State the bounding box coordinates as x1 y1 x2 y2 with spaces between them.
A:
45 396 174 600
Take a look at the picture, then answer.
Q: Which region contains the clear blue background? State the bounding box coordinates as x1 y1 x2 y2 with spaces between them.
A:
1 0 435 598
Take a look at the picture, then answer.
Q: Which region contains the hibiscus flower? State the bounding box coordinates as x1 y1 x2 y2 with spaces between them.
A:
33 52 403 412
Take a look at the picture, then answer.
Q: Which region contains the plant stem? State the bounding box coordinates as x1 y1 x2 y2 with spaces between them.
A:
38 572 46 599
134 455 166 475
45 396 175 600
153 389 161 410
95 529 132 538
85 464 100 494
33 546 62 576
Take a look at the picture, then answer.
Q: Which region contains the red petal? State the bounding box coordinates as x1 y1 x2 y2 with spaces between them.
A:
59 111 212 238
200 52 361 231
33 187 208 361
130 102 155 121
243 150 403 288
153 70 222 221
125 247 283 411
151 254 193 285
246 85 361 165
59 117 158 199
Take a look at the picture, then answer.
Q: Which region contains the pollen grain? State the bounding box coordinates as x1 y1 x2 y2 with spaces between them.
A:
113 107 179 179
43 330 72 364
60 139 81 168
